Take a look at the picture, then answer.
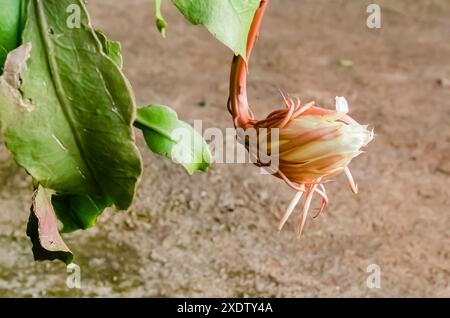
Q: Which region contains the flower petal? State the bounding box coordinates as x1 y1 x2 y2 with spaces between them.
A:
335 96 349 113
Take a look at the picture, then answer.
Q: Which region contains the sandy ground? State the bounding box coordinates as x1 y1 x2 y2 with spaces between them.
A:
0 0 449 297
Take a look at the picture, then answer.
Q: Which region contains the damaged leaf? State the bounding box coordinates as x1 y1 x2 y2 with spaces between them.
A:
26 185 73 264
0 0 142 211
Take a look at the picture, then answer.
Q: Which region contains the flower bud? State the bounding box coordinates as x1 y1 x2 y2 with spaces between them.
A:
252 95 373 235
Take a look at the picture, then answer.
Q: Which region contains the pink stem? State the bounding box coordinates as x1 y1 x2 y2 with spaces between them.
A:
228 0 268 129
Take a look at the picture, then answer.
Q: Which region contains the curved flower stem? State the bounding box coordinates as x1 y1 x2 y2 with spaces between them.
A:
228 0 268 129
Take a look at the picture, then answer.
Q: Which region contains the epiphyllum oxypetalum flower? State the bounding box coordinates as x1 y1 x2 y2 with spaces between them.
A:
253 95 373 235
228 0 373 235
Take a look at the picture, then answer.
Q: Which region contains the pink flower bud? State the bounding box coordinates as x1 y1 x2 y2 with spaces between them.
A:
251 95 373 235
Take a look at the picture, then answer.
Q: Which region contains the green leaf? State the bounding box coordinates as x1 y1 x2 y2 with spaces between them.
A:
95 30 123 69
155 0 168 38
26 185 73 264
171 0 260 58
135 104 211 175
0 0 29 72
52 194 113 233
0 0 142 210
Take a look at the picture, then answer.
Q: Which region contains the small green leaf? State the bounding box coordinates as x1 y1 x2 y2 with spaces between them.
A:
26 185 73 264
52 194 113 233
171 0 260 58
155 0 168 37
135 104 211 175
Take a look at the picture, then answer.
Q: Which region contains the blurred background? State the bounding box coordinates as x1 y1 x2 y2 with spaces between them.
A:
0 0 449 297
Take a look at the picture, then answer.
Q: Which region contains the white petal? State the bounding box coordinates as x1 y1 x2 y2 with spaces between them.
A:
335 96 349 113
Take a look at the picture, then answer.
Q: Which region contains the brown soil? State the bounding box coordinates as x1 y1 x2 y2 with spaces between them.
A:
0 0 449 297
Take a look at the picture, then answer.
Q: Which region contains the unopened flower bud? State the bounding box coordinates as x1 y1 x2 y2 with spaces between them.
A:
251 95 373 235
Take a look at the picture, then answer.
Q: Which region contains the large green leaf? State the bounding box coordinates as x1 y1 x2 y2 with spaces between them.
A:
171 0 260 58
0 0 142 210
135 104 211 175
0 0 29 72
26 185 73 264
